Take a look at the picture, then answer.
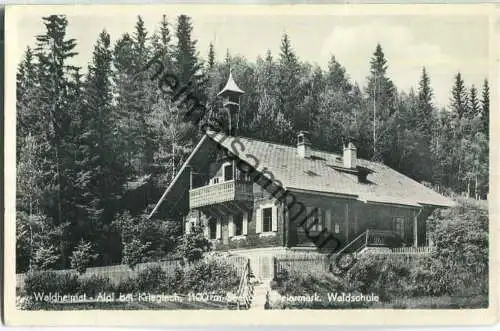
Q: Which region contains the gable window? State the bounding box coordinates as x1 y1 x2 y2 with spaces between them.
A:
209 220 217 239
223 162 233 181
212 177 220 184
234 213 243 236
262 207 273 232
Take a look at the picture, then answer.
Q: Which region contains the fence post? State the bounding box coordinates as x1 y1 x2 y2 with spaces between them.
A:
272 257 277 280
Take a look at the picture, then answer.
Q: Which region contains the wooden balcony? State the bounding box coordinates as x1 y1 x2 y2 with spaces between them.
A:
189 180 253 209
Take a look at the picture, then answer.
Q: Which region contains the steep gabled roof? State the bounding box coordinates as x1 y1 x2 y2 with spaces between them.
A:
149 131 454 218
208 131 455 208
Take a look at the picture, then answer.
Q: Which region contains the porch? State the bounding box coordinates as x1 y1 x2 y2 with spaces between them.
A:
332 229 434 257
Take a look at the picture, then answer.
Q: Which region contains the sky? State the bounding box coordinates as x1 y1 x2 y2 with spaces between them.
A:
9 4 493 109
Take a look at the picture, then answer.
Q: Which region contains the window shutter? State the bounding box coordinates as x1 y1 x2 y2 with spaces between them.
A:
216 219 222 239
272 206 278 232
186 221 191 235
203 219 209 239
325 209 332 230
256 208 262 233
306 206 313 228
242 212 248 235
228 215 234 237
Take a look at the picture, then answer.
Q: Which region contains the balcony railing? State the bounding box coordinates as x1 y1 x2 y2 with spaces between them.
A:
189 180 253 209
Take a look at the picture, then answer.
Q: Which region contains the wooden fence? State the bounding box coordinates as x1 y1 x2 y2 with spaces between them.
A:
272 247 434 278
390 246 434 254
273 252 329 276
17 254 248 291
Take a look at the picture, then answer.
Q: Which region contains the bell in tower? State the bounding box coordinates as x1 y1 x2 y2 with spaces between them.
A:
217 69 245 136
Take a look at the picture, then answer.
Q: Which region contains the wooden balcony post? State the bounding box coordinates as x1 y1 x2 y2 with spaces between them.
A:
413 209 422 248
344 204 350 240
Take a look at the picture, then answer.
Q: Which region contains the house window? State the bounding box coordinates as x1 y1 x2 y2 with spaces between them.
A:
334 223 340 234
212 177 219 184
223 163 233 181
209 220 217 239
306 207 324 231
262 207 273 232
394 217 405 238
186 218 197 234
234 213 243 236
315 208 325 231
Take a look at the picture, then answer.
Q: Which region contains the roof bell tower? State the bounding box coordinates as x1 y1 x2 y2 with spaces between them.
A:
217 69 245 136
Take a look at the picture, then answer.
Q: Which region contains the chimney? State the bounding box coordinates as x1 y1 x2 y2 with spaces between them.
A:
343 141 357 168
297 131 311 158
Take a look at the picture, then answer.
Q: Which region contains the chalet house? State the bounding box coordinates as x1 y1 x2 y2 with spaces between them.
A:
149 72 454 278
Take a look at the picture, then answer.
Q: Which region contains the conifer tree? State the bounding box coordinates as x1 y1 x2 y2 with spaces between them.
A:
450 72 468 120
78 30 127 263
468 85 480 119
174 14 199 85
481 79 489 136
33 14 80 266
208 42 215 70
366 43 396 161
277 33 301 138
417 67 433 135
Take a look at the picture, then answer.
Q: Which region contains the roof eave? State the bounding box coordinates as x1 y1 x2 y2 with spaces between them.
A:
148 134 209 219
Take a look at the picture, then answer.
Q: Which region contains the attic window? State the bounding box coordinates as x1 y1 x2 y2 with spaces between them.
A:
357 166 373 183
223 162 233 181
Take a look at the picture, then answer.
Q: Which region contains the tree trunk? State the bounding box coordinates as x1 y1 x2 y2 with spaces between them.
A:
55 144 65 267
475 173 479 200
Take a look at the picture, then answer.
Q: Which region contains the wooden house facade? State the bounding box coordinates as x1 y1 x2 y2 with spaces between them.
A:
149 73 454 277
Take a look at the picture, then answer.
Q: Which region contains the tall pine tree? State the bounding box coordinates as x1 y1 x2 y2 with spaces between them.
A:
366 43 396 161
33 15 80 266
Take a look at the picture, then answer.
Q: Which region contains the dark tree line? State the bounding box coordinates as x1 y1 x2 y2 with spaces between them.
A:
16 14 490 272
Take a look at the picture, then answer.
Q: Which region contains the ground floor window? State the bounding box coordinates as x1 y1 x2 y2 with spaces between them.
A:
262 207 273 232
307 207 324 231
334 223 340 234
209 220 217 239
393 217 405 238
234 213 243 236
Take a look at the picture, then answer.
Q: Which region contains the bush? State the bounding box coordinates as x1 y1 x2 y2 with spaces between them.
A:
24 271 79 296
78 274 114 297
407 257 448 296
70 240 98 274
346 255 413 301
114 276 139 294
428 198 488 296
270 269 373 309
178 224 211 263
123 239 152 269
136 265 167 293
274 269 345 297
31 245 59 271
180 258 240 294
